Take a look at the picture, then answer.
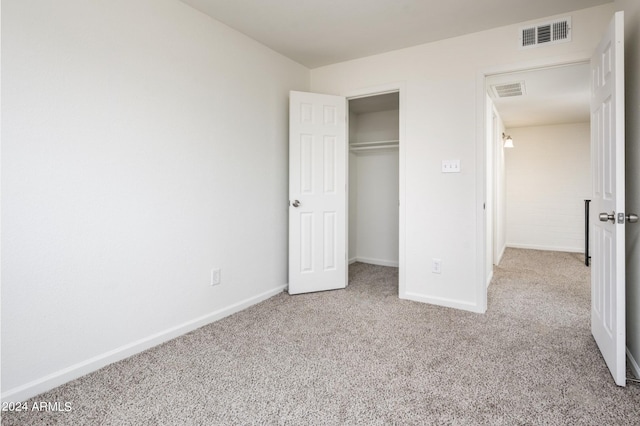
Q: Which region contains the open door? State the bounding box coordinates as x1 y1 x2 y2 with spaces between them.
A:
288 91 347 295
590 11 626 387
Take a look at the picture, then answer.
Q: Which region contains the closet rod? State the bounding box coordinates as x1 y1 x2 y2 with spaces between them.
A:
349 140 399 147
350 144 398 151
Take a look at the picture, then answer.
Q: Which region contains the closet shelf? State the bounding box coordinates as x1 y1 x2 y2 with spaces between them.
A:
349 140 399 152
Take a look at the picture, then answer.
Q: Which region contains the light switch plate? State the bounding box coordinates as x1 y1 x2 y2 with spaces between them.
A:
442 160 460 173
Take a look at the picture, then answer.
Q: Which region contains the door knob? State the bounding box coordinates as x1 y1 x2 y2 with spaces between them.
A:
627 213 639 223
599 212 615 223
292 200 301 208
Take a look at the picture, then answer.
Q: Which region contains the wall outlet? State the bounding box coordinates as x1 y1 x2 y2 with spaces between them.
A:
432 259 442 274
210 268 221 286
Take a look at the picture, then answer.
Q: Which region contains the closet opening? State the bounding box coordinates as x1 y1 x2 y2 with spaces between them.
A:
347 92 400 293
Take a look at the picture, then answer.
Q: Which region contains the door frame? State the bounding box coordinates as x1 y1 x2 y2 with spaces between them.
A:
475 52 593 313
343 82 406 297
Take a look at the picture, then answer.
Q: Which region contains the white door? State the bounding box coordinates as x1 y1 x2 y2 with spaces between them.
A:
289 91 347 295
591 11 626 387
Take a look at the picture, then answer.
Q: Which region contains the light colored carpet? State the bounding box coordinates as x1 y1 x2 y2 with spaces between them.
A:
3 248 640 425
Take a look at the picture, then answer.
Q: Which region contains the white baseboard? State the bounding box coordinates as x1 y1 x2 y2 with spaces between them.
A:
1 285 286 403
496 244 506 264
486 269 494 288
348 257 357 265
352 257 399 267
506 243 583 254
627 347 640 379
401 291 484 314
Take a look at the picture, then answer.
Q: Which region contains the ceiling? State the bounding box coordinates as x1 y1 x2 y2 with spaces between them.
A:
487 63 591 128
180 0 601 127
180 0 612 68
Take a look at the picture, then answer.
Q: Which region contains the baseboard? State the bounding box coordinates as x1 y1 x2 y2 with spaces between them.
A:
1 285 286 403
486 269 494 288
402 291 484 313
506 243 583 253
353 257 399 267
348 257 357 265
496 244 506 264
627 347 640 379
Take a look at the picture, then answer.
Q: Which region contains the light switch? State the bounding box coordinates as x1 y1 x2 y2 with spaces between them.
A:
442 160 460 173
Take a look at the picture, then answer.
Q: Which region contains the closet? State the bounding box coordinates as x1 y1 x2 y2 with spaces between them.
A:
348 92 399 267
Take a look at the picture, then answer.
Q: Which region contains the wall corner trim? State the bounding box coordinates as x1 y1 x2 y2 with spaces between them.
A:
1 285 287 403
401 292 485 314
628 347 640 380
505 243 583 253
353 257 399 267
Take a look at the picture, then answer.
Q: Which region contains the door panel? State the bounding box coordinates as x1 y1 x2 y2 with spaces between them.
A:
591 11 626 387
289 91 347 295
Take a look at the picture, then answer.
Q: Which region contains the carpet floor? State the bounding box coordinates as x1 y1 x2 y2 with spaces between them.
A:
3 248 640 425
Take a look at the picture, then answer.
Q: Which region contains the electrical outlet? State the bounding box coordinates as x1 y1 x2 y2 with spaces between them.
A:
432 259 442 274
210 268 221 286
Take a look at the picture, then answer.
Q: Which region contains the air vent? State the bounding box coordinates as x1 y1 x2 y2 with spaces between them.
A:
553 20 569 40
522 27 536 47
519 17 571 49
491 81 526 98
537 24 551 44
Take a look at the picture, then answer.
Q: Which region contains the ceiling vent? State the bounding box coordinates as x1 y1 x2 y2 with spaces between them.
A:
519 17 571 49
491 81 526 98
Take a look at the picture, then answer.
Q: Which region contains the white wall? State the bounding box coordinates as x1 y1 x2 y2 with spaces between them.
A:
311 4 614 312
1 0 309 401
485 96 494 283
349 109 399 266
353 150 400 266
615 0 640 379
494 109 507 264
349 153 359 261
486 98 506 286
351 109 399 143
505 123 591 253
349 111 359 260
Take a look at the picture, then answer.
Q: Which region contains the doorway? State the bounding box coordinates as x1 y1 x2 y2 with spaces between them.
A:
288 85 405 297
484 62 591 276
347 91 401 293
